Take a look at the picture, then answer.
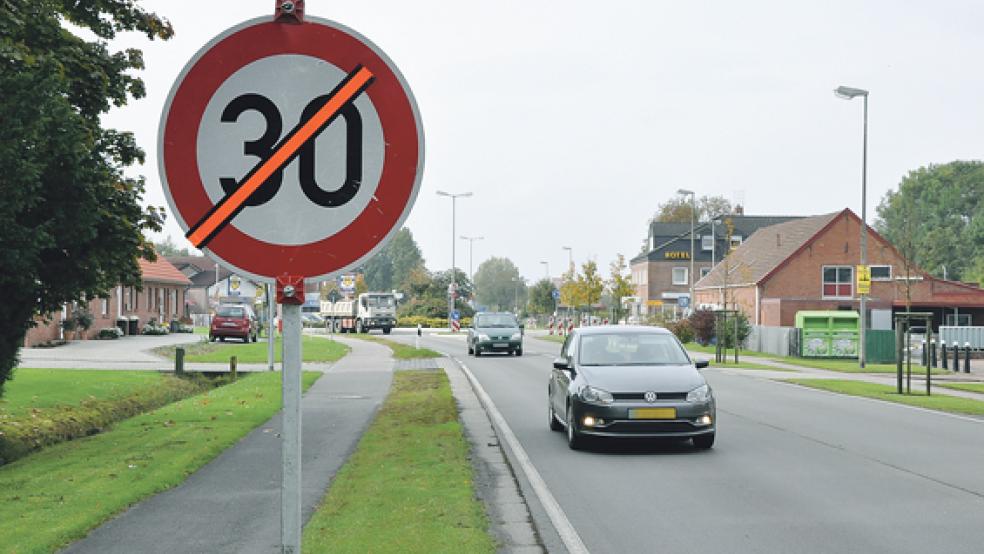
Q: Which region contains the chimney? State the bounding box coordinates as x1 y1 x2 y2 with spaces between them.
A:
734 204 744 215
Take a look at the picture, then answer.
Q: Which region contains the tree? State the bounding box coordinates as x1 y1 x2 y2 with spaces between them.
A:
154 236 190 257
361 248 392 291
607 254 634 322
388 228 426 292
397 268 474 318
528 278 556 316
576 260 605 311
654 195 734 223
0 1 172 397
875 161 984 283
473 257 525 311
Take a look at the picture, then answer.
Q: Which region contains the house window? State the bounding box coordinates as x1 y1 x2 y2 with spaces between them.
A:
700 267 711 279
672 267 688 285
870 265 892 281
100 298 108 316
730 235 743 249
822 266 853 298
945 314 972 326
701 235 714 251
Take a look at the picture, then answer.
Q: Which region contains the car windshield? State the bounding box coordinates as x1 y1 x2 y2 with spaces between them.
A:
578 333 690 366
366 295 394 308
217 306 245 318
476 314 517 328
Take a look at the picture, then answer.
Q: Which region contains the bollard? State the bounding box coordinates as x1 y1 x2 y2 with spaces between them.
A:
930 340 937 368
230 355 238 381
175 347 185 375
941 342 948 370
965 343 972 374
952 341 960 372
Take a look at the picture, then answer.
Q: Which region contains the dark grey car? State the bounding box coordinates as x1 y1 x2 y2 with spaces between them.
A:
468 312 523 356
548 326 715 450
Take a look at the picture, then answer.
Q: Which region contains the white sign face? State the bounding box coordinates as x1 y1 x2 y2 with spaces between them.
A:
196 55 386 246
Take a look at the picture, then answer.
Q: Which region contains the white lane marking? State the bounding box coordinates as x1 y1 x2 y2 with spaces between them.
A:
453 357 590 554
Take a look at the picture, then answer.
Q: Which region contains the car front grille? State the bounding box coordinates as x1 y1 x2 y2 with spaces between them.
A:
612 392 688 401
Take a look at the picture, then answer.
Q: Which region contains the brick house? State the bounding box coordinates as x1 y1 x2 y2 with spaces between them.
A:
23 257 193 346
693 209 984 329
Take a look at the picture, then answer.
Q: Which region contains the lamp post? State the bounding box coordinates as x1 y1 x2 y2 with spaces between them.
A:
677 189 696 316
562 246 573 319
460 235 484 284
437 191 473 326
835 85 869 369
540 260 549 280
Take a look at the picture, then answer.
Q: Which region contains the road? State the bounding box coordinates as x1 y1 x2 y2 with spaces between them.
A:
389 328 984 554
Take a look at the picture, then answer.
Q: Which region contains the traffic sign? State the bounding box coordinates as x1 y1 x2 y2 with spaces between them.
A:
339 274 356 292
857 264 871 295
551 289 560 301
677 296 690 308
159 17 424 281
451 310 461 321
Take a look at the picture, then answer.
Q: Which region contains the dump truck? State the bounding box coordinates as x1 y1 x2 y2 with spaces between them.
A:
320 292 397 334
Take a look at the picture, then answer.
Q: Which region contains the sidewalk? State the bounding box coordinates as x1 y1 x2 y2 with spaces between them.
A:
698 350 984 403
63 337 393 554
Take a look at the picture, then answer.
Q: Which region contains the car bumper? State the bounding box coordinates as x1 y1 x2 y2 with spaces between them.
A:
570 398 716 438
364 318 396 327
476 340 521 352
210 328 249 338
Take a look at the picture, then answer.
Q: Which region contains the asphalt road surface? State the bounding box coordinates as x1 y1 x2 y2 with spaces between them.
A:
389 329 984 554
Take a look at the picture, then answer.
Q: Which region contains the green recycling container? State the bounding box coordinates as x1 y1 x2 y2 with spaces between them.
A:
796 311 859 358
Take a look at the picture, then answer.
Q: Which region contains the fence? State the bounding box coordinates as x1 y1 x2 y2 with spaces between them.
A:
745 325 800 357
940 326 984 350
865 330 897 364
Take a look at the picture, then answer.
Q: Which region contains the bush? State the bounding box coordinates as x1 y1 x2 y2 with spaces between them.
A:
669 319 695 344
74 309 94 333
689 310 716 345
141 322 169 335
718 312 751 349
96 327 123 340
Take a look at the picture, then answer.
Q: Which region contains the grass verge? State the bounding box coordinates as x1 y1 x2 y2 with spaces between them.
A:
784 379 984 416
303 370 493 553
0 369 213 465
351 334 442 359
936 382 984 395
155 335 349 364
0 371 321 553
684 343 946 374
533 334 567 345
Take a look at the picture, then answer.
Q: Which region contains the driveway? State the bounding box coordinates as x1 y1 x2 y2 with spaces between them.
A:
18 333 203 370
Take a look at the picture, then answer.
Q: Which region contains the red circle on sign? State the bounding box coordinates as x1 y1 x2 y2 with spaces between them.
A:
160 17 423 281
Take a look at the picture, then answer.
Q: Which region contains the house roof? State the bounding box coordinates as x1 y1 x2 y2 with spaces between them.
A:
139 257 193 286
165 255 238 287
632 214 804 265
189 266 236 287
694 211 842 288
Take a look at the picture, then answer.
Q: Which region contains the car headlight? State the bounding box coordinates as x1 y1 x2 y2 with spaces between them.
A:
478 334 490 342
580 385 614 405
510 332 522 340
686 384 711 403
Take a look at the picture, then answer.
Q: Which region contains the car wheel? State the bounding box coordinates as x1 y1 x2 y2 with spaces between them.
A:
474 347 482 358
209 335 215 342
515 348 523 357
549 402 563 432
383 327 391 335
219 336 225 342
566 405 584 450
693 433 715 450
467 342 474 355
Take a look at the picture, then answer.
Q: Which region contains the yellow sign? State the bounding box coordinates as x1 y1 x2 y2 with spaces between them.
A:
857 265 871 295
664 251 690 260
647 300 663 306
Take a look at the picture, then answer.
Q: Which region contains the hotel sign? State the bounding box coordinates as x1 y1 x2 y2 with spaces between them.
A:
664 251 690 260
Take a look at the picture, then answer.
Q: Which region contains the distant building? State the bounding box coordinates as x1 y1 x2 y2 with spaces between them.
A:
166 255 261 313
630 214 802 319
694 209 984 328
24 257 192 346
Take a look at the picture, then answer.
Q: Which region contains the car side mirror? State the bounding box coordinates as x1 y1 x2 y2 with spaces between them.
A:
553 357 571 370
695 359 710 369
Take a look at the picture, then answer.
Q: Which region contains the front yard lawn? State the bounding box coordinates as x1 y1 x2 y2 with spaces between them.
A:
156 335 349 364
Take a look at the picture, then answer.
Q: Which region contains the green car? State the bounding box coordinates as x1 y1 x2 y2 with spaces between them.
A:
468 312 523 357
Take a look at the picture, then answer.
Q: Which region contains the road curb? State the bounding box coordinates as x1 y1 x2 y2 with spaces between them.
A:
438 357 547 553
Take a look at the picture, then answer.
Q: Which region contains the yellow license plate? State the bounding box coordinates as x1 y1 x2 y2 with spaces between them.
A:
629 407 677 420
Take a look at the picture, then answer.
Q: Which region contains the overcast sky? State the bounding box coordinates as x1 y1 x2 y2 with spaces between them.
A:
103 0 984 283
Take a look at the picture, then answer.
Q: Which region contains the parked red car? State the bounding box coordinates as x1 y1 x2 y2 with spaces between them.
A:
209 304 258 343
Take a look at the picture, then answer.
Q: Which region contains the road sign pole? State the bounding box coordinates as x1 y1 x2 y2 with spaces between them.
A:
281 300 302 553
267 283 275 372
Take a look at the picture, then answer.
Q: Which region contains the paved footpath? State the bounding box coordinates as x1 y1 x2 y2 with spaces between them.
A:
63 337 393 554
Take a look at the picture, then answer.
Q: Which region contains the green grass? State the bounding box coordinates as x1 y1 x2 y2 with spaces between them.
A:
709 362 797 371
936 382 984 395
351 334 442 359
302 370 493 553
683 343 946 374
784 379 984 416
0 369 210 464
0 371 321 553
193 326 208 336
534 334 567 345
156 335 349 364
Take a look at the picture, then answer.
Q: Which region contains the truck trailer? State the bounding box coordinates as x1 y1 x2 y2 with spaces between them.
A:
320 292 397 334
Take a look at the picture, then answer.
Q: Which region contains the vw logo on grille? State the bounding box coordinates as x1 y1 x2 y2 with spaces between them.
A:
644 391 658 403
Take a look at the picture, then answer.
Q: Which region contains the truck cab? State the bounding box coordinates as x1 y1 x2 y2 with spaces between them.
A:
356 293 397 334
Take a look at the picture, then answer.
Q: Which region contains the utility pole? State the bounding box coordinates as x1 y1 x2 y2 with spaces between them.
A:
437 191 472 326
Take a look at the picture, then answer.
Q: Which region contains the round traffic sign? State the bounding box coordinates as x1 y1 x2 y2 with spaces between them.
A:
159 17 424 281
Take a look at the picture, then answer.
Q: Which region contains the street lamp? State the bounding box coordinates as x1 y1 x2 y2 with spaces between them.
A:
437 191 473 326
834 85 869 368
677 189 696 315
460 235 484 285
540 260 549 280
562 246 573 274
512 277 526 314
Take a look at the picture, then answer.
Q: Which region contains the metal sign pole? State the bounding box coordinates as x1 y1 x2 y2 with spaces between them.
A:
268 283 275 372
281 298 302 553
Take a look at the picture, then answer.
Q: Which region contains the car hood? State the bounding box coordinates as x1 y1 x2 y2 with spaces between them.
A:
579 364 704 393
475 327 520 335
